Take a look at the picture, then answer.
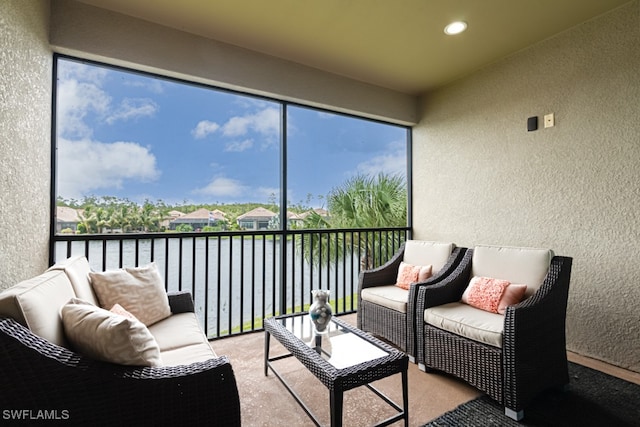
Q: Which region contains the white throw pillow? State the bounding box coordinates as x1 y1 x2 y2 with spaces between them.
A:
61 298 162 366
89 262 171 326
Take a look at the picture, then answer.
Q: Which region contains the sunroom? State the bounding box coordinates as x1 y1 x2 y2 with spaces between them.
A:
1 1 639 425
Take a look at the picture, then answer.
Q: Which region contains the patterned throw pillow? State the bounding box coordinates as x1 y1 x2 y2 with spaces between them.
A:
395 262 433 290
461 276 510 313
61 298 162 366
89 262 171 327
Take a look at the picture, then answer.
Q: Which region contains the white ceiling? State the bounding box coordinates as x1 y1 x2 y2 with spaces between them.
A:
76 0 631 95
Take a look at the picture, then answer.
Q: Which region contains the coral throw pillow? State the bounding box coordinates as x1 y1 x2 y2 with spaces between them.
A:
462 276 510 313
395 262 432 290
110 303 139 321
497 284 528 314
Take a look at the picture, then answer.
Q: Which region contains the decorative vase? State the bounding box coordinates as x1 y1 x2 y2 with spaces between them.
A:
309 290 332 334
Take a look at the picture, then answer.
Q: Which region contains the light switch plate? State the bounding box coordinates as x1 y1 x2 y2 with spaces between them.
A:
544 113 554 128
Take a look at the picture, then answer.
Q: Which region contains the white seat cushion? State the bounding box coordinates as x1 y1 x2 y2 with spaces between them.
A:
148 312 213 352
425 302 504 348
471 245 553 297
160 342 218 366
148 312 218 366
404 241 455 274
361 285 408 313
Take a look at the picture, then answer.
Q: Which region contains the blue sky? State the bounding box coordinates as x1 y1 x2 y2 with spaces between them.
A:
56 58 407 208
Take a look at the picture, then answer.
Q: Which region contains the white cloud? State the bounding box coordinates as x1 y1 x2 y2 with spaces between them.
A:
254 186 280 200
123 79 165 94
221 116 251 137
57 138 161 199
355 140 407 177
191 176 279 203
57 61 159 138
233 97 273 110
225 139 253 152
57 78 111 138
56 62 163 200
318 111 336 120
221 107 280 137
192 176 248 198
106 98 158 124
192 120 220 139
58 61 109 85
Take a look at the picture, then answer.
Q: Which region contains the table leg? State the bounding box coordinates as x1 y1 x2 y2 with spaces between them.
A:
330 389 343 427
314 333 322 354
402 368 409 425
264 330 270 376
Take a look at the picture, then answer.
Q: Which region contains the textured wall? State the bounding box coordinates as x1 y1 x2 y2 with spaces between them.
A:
413 1 639 372
0 0 52 289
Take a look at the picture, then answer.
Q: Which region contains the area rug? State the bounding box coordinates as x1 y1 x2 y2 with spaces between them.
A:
423 362 640 427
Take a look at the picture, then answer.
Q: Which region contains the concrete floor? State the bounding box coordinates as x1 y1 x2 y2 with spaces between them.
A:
212 313 640 427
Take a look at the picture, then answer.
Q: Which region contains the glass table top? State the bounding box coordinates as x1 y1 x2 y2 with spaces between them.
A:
273 313 390 369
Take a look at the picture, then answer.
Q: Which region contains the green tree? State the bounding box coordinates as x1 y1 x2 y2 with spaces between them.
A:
175 224 194 232
299 173 407 270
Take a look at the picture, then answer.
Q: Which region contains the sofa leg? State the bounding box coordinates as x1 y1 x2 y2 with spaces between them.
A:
408 355 416 364
505 407 524 421
418 363 426 372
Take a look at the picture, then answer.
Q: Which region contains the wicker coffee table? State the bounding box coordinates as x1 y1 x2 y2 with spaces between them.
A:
264 312 408 427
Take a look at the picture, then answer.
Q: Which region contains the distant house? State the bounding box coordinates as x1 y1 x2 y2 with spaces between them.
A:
168 210 185 219
299 208 329 219
237 207 276 230
161 210 185 229
293 208 330 226
169 208 226 230
287 211 304 228
56 206 80 233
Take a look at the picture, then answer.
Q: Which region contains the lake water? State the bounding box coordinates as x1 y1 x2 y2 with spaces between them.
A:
55 237 361 337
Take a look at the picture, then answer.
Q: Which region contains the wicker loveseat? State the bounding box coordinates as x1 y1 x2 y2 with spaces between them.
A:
357 241 466 359
415 245 572 420
0 256 240 425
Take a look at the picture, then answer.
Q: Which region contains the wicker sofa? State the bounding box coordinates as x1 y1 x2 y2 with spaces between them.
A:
0 256 241 425
415 245 572 420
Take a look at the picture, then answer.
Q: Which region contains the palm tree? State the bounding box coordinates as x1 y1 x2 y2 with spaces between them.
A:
76 207 98 234
299 172 407 270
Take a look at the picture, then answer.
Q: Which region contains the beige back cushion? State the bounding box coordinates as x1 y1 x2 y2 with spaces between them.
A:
403 241 455 273
48 256 98 305
471 245 554 296
0 270 76 347
61 298 162 366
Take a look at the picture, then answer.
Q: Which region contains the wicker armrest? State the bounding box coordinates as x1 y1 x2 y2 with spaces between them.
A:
415 248 474 310
0 317 241 425
167 290 195 313
504 256 573 354
404 247 467 359
358 244 406 290
502 256 572 411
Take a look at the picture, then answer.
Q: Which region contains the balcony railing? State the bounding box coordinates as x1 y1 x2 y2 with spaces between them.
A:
53 227 409 339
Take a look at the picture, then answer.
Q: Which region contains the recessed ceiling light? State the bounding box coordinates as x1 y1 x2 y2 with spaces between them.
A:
444 21 467 35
